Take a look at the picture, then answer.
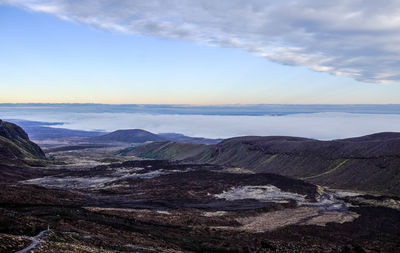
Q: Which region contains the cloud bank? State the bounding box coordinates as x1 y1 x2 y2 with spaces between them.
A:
2 0 400 83
4 111 400 140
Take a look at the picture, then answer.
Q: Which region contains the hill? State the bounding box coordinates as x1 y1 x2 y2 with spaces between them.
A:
158 133 221 145
88 129 221 145
119 141 210 161
126 133 400 196
0 120 46 166
88 129 165 144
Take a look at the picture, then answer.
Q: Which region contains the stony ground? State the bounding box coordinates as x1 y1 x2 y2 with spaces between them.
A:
1 149 400 252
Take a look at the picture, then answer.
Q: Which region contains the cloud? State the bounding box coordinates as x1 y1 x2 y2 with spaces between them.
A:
2 0 400 83
54 112 400 140
4 110 400 140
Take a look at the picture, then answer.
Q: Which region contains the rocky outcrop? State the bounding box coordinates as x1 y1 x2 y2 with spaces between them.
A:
0 120 46 166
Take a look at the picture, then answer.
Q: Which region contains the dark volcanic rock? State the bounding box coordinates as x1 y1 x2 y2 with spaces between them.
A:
1 162 399 252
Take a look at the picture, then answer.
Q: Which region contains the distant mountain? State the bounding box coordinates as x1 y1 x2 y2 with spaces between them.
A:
158 133 221 145
88 129 222 145
336 132 400 142
7 120 105 140
126 132 400 196
0 120 46 166
4 120 222 145
88 129 165 144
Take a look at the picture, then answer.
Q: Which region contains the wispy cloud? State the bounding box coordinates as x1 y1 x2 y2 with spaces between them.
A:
2 0 400 83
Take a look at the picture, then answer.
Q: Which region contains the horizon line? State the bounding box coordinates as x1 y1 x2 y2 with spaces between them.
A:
1 102 400 106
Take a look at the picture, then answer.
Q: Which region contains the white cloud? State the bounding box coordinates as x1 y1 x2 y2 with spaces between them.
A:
3 110 400 140
2 0 400 83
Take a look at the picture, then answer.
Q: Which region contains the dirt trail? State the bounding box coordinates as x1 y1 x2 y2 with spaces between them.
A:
16 229 51 253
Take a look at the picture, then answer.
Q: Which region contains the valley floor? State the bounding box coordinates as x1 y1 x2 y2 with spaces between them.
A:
0 148 400 252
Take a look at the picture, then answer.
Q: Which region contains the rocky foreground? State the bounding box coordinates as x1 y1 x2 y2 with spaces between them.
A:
0 158 399 252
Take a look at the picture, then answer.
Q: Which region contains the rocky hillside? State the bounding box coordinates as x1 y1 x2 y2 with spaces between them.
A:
0 120 46 166
126 133 400 196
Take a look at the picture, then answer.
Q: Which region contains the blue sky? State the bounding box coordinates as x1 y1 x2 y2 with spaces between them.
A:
1 2 400 104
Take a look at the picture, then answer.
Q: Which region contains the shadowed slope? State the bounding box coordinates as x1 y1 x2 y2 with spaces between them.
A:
88 129 165 144
127 133 400 196
0 120 46 166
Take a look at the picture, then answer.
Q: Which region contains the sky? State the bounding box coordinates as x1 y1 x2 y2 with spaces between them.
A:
1 1 400 104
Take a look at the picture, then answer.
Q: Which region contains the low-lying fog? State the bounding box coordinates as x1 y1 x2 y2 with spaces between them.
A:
2 104 400 140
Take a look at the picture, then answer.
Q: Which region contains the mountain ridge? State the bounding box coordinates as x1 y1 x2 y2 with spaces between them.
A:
87 129 221 145
126 132 400 196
